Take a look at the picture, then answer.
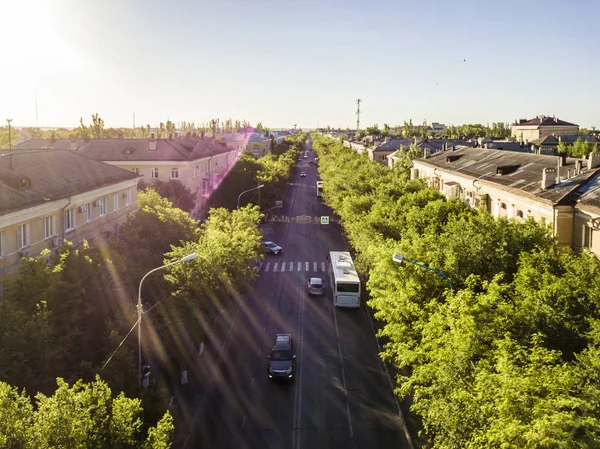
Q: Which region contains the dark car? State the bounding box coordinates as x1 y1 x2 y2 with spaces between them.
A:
262 241 282 255
267 334 296 381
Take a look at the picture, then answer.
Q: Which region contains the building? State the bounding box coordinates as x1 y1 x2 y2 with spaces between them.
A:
411 146 600 248
511 115 579 142
0 150 139 276
16 136 240 215
387 139 473 168
217 128 272 157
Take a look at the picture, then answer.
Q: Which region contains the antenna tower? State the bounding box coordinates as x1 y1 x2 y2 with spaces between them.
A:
356 98 361 131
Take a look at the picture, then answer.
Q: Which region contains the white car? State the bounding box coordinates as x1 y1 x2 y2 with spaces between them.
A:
262 241 282 255
307 278 325 295
300 172 306 177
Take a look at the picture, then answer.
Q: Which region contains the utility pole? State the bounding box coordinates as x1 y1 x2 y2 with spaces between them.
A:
356 98 361 132
133 112 135 134
7 119 13 170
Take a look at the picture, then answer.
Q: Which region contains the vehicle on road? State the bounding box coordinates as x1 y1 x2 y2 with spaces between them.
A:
267 334 296 381
262 241 282 255
307 277 325 295
330 251 361 308
303 154 308 159
300 172 306 177
316 181 324 197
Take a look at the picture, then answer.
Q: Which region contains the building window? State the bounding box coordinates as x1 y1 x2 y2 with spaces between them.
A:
202 180 208 195
125 188 131 206
151 167 159 178
99 197 107 216
114 193 119 210
18 223 30 248
44 215 55 239
86 202 93 222
65 209 75 231
515 210 524 219
171 168 179 179
131 168 140 175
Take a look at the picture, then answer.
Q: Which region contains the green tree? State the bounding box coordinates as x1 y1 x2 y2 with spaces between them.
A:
0 376 173 448
138 179 196 212
91 113 104 139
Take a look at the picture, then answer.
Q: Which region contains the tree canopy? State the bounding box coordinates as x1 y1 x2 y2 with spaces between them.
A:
312 133 600 447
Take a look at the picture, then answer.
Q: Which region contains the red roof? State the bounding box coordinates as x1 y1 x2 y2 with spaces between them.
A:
514 116 578 127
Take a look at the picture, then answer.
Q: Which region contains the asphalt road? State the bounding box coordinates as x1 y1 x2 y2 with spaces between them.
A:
178 138 412 449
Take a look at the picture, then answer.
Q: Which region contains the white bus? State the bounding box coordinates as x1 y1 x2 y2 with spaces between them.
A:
316 181 324 197
330 251 361 308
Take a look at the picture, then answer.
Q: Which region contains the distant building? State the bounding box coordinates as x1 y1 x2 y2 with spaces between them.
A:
511 115 579 142
217 127 272 157
0 150 138 277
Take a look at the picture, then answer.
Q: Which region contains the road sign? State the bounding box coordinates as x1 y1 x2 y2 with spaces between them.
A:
321 216 330 225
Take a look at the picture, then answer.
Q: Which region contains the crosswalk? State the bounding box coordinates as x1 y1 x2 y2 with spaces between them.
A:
260 260 329 273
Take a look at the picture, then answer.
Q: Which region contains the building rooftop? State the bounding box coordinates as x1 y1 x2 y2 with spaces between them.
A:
16 137 237 162
0 150 138 215
513 115 578 128
416 147 598 205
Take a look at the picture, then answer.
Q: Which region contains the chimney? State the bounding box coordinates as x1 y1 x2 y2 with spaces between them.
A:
149 136 157 151
556 157 561 184
558 155 566 167
576 160 582 174
541 167 556 190
423 148 431 159
588 152 600 169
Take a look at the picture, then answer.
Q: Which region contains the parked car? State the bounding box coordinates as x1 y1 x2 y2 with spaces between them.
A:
267 334 296 381
307 277 325 295
262 241 282 255
300 172 306 177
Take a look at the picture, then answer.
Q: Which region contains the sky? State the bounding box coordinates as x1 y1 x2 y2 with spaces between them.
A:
1 0 599 129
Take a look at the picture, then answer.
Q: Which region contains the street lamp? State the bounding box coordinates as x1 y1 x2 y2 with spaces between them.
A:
137 252 198 385
392 253 453 291
237 184 264 210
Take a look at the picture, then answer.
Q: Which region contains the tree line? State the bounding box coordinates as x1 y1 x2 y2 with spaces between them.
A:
312 133 600 448
4 115 275 143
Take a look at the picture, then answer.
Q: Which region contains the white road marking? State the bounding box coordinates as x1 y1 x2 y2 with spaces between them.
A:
293 265 306 449
305 262 309 271
265 262 270 272
333 306 354 439
273 263 279 272
321 262 326 272
297 262 302 272
289 262 294 271
313 262 317 271
281 262 286 272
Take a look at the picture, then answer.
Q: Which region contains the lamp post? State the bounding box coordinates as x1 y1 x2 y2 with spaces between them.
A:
392 253 453 291
137 252 198 385
237 184 264 210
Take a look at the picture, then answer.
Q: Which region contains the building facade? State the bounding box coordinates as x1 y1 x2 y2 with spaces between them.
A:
0 150 138 277
411 147 600 249
511 115 579 142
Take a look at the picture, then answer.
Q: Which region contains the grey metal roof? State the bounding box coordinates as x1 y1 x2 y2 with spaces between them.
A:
77 138 234 162
417 147 598 205
0 150 138 215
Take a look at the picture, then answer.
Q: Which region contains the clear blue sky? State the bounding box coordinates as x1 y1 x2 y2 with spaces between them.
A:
1 0 599 129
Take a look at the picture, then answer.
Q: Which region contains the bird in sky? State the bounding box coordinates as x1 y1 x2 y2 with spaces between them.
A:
463 59 466 62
